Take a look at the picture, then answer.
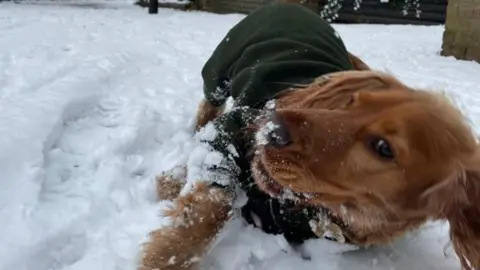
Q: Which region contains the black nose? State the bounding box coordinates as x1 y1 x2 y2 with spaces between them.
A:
265 113 292 147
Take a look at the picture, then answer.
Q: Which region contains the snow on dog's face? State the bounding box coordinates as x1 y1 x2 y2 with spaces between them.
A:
251 71 480 269
253 71 475 206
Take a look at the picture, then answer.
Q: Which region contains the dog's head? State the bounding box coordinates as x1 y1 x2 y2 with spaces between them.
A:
252 70 480 269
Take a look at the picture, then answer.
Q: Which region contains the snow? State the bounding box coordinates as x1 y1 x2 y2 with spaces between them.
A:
1 2 480 270
255 121 280 146
255 100 281 147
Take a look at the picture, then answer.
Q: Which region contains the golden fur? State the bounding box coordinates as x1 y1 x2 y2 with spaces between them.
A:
138 55 480 270
194 100 225 132
139 179 233 270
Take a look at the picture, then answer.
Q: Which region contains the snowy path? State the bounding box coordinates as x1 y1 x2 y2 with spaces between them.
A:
1 2 480 270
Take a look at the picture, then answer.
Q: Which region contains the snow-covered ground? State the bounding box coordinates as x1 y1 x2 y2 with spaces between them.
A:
1 2 480 270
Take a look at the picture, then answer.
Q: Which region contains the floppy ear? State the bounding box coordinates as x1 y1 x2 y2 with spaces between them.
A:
446 165 480 270
426 151 480 270
276 70 411 109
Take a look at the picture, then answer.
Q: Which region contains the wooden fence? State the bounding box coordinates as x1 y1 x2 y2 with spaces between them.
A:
199 0 276 14
336 0 447 25
199 0 447 25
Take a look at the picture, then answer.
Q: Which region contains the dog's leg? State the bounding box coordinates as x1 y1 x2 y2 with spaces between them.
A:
139 183 233 270
156 166 187 201
194 99 225 131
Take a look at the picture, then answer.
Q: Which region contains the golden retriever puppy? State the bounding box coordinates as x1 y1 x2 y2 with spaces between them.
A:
138 70 480 270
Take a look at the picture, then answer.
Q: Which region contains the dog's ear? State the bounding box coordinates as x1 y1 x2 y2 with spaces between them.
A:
425 151 480 270
447 164 480 270
277 70 411 109
318 70 410 93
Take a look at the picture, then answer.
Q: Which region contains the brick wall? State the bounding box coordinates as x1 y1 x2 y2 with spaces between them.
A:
441 0 480 62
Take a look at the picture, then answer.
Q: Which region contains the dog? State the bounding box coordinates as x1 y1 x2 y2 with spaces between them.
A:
137 3 480 270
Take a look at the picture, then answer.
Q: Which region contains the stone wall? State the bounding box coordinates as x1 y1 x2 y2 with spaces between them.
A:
441 0 480 62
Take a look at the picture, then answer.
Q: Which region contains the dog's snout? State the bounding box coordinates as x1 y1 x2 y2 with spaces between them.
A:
265 113 292 147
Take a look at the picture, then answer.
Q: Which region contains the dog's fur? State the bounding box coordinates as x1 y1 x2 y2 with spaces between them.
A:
137 56 480 270
139 180 233 270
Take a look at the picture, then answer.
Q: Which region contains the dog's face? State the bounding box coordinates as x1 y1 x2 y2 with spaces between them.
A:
252 71 478 222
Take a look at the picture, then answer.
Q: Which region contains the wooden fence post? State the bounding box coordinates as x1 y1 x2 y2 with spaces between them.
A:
441 0 480 62
149 0 159 14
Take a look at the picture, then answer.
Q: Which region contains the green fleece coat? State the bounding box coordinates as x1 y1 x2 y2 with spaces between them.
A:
202 3 353 109
200 3 354 244
202 2 355 159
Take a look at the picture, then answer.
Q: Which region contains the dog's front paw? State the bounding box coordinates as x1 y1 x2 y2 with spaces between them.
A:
139 182 233 270
164 182 234 227
156 166 187 201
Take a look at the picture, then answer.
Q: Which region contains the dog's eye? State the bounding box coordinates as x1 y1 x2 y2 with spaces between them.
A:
369 137 394 159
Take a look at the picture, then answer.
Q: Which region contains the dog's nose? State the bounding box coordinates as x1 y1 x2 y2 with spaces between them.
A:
265 113 292 147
